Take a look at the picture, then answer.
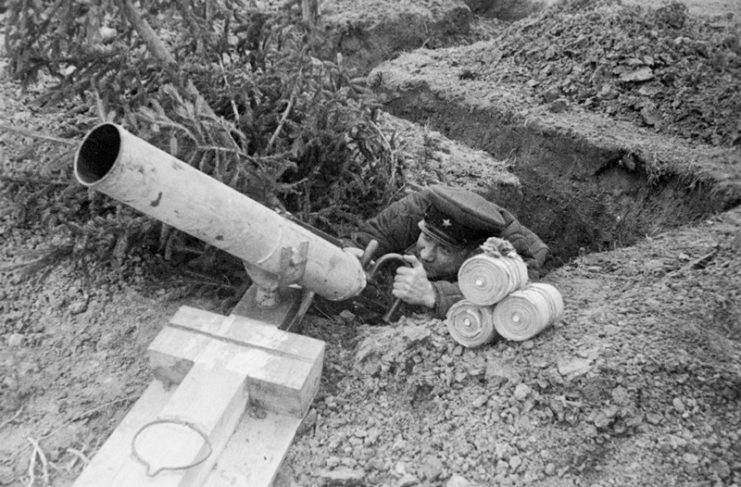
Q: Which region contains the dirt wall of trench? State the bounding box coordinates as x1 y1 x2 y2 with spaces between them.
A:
382 91 738 265
318 1 472 75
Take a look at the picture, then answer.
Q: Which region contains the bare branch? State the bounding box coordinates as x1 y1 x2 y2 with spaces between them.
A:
267 84 299 152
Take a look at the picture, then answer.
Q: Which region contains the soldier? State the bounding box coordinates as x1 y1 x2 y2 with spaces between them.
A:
350 185 549 318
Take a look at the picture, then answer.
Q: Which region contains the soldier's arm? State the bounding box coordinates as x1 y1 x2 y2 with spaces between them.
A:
498 208 549 271
352 191 429 255
430 281 465 318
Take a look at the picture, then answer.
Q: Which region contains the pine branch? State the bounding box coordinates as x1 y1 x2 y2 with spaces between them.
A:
0 123 76 145
114 0 217 117
116 0 176 66
267 83 300 152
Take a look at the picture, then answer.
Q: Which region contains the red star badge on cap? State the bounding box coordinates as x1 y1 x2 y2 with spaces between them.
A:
442 218 452 227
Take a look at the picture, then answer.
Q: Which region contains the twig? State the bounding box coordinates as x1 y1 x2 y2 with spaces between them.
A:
115 0 217 117
11 394 140 471
302 0 318 26
664 245 720 279
219 59 240 122
116 0 176 66
0 405 24 431
688 246 720 270
179 269 234 289
0 244 74 273
42 147 77 173
0 175 70 186
366 120 392 154
17 394 139 460
66 439 89 471
66 448 91 468
148 120 198 145
60 395 139 434
93 85 109 122
27 437 50 486
27 441 37 487
0 123 76 146
267 83 300 152
196 145 246 156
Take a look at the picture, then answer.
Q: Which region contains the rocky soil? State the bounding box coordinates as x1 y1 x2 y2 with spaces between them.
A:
1 1 741 487
483 1 740 146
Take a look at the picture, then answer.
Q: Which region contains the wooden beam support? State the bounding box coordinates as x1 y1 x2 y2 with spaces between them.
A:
104 341 249 487
206 410 302 486
74 382 172 487
170 305 324 361
75 297 324 487
73 379 305 487
149 306 324 416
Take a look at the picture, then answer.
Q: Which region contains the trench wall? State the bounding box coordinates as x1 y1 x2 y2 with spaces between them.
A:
383 90 739 265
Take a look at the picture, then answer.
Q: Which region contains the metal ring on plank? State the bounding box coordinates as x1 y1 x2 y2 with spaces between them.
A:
130 418 213 477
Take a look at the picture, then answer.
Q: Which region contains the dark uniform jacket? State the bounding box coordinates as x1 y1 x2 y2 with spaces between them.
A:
352 190 549 318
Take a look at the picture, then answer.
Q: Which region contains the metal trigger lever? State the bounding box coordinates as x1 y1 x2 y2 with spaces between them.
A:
366 252 412 323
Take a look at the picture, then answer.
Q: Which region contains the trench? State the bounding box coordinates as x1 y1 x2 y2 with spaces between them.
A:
380 92 740 269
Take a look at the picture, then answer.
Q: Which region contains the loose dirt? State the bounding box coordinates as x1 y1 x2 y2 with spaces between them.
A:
1 1 740 487
495 1 740 147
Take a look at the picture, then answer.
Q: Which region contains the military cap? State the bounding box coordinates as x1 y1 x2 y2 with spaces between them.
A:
418 185 506 248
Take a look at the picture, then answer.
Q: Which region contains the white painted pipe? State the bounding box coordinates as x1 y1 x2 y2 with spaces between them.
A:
74 123 366 301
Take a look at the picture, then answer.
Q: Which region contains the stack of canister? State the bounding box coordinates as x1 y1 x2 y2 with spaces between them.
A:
446 239 563 348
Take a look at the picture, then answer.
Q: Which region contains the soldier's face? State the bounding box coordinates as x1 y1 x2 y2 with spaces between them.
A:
415 232 472 279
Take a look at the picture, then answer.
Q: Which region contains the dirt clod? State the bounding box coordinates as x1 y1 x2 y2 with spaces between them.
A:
5 334 23 347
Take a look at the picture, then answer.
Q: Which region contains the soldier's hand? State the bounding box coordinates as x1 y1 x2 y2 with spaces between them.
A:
392 255 436 309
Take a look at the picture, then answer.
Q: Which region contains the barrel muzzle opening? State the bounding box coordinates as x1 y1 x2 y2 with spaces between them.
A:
75 123 122 186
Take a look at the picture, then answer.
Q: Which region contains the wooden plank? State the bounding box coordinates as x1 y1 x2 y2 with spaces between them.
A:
73 382 172 487
150 305 325 402
148 324 210 387
205 410 302 487
74 379 305 487
108 341 250 487
168 305 324 362
228 342 322 417
149 326 322 417
76 300 325 487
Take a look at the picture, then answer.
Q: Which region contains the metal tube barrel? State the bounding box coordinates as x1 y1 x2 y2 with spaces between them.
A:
74 123 366 301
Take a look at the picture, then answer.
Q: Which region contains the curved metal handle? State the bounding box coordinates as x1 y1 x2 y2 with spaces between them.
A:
382 298 404 323
366 253 408 280
365 253 412 323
